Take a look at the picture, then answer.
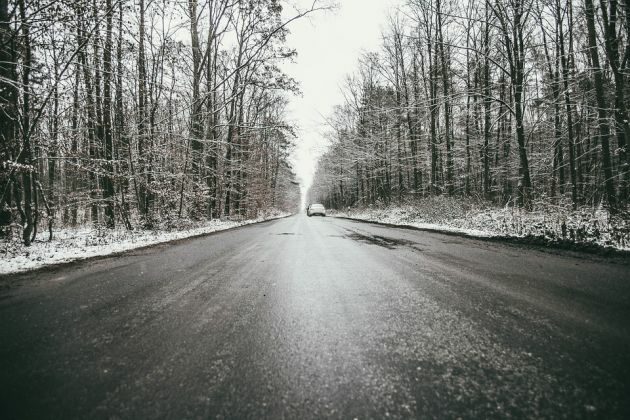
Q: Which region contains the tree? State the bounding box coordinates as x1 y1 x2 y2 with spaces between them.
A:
584 0 617 211
309 0 627 217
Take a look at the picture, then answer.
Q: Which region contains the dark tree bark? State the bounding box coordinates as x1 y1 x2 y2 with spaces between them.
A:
0 0 18 223
137 0 150 222
556 0 578 207
188 0 204 217
18 0 34 245
599 0 629 205
102 0 115 227
495 0 533 207
76 3 99 224
436 0 454 195
483 7 492 199
584 0 618 211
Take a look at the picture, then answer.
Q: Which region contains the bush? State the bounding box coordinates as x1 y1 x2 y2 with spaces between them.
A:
341 198 630 250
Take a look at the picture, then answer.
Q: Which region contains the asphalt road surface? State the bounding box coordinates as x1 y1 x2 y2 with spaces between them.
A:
1 215 630 419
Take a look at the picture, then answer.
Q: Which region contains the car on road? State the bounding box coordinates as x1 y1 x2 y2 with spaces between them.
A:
307 203 326 217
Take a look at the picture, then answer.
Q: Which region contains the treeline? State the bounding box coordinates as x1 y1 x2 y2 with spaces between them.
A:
310 0 629 215
0 0 316 245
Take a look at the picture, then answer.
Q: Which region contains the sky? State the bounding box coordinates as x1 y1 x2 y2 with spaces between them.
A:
281 0 402 200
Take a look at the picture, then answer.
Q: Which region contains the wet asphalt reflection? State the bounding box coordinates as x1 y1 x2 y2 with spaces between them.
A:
1 214 629 418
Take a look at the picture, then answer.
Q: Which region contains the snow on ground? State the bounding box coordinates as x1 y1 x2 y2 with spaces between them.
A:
0 211 291 275
332 197 630 252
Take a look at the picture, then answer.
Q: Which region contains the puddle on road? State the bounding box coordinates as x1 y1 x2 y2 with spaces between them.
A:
344 231 417 250
440 239 465 245
275 232 300 236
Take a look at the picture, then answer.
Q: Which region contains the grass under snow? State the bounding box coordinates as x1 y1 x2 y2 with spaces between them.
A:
332 196 630 252
0 210 290 275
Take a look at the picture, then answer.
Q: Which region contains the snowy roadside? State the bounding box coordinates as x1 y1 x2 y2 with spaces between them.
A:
0 212 291 275
331 198 630 253
333 209 494 238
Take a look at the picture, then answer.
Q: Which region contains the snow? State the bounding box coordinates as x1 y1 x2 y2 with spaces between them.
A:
0 212 291 275
332 197 630 252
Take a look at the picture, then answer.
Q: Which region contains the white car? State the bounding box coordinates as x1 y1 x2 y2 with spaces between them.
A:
307 203 326 217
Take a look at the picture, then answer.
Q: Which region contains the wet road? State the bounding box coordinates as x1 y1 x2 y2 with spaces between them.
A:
1 215 630 419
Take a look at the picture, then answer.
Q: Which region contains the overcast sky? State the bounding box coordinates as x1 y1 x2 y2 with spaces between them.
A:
282 0 401 198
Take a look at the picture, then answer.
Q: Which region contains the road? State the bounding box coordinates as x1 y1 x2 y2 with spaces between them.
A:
1 215 629 419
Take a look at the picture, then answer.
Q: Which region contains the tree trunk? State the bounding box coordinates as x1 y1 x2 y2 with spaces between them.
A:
483 10 492 198
188 0 204 217
137 0 150 222
584 0 618 211
599 0 629 206
102 0 115 227
0 0 18 222
557 0 578 207
19 0 34 245
436 0 454 195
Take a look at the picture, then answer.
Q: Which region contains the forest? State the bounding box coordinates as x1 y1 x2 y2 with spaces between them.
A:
309 0 630 241
0 0 319 247
2 0 630 253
